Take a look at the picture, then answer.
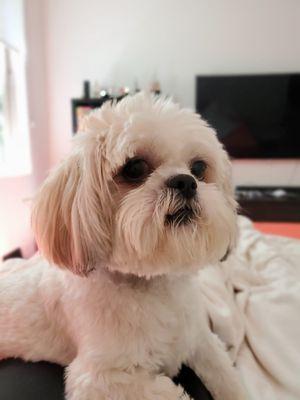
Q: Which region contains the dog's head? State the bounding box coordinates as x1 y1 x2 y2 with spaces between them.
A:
32 93 237 277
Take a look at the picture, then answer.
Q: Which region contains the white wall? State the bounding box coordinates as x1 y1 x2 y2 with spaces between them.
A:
43 0 300 186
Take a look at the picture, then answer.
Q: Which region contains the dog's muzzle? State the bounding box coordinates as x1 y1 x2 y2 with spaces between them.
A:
164 174 198 226
165 206 195 226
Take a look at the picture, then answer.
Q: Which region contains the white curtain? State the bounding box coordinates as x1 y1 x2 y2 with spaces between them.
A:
1 42 17 138
0 43 4 158
0 0 31 176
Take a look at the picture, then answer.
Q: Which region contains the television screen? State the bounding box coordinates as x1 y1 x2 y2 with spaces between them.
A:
196 74 300 159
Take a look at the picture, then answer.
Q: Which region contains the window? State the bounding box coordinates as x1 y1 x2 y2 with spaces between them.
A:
0 0 31 177
0 45 5 163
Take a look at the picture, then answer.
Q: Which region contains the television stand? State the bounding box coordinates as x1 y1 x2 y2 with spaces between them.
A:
235 186 300 222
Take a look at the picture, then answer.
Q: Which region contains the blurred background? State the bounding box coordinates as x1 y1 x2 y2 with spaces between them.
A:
0 0 300 259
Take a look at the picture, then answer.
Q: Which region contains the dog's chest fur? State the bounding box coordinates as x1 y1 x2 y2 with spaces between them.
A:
63 269 205 376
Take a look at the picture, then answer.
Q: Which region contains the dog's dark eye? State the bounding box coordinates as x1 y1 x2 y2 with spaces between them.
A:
122 158 150 183
191 160 207 180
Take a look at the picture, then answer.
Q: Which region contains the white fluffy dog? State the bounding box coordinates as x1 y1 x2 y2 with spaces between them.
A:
0 93 248 400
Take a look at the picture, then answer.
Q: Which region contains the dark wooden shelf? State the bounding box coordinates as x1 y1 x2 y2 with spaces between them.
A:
71 95 126 133
235 186 300 222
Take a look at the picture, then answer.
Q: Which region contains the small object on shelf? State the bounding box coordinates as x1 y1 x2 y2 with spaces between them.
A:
93 81 101 97
118 86 130 101
108 87 117 97
150 80 161 95
100 89 108 97
134 79 140 93
83 80 90 99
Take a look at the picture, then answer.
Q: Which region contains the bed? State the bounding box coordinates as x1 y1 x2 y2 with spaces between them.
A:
200 216 300 399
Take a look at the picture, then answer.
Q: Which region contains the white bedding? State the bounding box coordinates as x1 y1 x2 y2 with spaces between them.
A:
199 216 300 400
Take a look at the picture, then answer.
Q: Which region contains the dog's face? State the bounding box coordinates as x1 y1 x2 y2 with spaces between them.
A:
32 93 237 277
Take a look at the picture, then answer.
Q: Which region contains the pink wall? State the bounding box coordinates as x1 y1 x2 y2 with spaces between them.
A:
0 177 35 257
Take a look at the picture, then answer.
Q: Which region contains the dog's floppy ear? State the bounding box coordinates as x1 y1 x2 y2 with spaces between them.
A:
32 136 112 276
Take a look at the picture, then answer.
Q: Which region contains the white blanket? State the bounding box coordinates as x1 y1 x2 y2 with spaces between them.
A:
199 216 300 400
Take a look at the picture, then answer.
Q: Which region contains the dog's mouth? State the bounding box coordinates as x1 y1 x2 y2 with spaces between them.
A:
165 206 195 226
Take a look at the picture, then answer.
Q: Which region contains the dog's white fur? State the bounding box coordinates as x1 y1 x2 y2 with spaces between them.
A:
0 93 248 399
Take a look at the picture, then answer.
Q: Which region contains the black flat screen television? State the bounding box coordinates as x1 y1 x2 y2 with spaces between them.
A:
196 74 300 159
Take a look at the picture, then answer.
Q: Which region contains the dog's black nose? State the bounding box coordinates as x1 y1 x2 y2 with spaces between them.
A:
166 174 197 199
